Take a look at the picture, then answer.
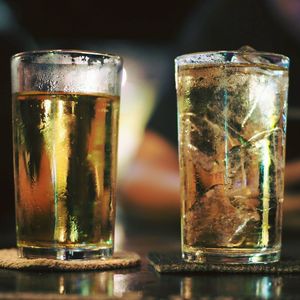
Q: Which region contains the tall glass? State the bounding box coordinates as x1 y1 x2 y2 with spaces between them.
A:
11 50 123 260
175 50 289 264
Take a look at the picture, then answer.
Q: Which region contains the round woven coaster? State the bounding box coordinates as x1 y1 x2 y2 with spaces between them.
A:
0 249 140 271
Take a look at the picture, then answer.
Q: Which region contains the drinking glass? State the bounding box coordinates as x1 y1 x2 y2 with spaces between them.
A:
12 50 122 260
175 50 289 264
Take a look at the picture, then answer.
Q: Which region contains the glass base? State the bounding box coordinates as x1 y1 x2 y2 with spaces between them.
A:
18 246 113 260
182 248 280 264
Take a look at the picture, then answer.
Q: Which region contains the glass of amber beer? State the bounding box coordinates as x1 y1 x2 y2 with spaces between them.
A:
11 50 122 260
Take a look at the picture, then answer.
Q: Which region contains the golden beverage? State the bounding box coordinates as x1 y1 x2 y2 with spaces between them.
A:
13 92 119 259
176 56 289 263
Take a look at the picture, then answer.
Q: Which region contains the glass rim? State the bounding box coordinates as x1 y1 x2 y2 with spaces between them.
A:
11 49 122 63
175 50 289 68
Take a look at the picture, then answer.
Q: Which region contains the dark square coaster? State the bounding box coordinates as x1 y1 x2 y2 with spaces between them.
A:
148 252 300 274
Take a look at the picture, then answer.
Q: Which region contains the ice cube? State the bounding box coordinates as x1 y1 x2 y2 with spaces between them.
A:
231 45 270 64
185 185 260 247
239 45 256 52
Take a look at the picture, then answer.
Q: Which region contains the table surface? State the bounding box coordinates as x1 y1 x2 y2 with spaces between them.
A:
0 221 300 300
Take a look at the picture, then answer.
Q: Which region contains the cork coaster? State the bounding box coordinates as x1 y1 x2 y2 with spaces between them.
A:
148 252 300 274
0 249 140 271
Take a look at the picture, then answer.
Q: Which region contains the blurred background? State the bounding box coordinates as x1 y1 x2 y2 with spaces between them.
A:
1 0 300 245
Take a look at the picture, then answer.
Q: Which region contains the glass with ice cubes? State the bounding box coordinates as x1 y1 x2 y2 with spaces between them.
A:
175 49 289 264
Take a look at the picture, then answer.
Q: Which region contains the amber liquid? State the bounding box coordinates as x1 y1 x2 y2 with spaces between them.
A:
13 92 119 254
177 63 288 262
